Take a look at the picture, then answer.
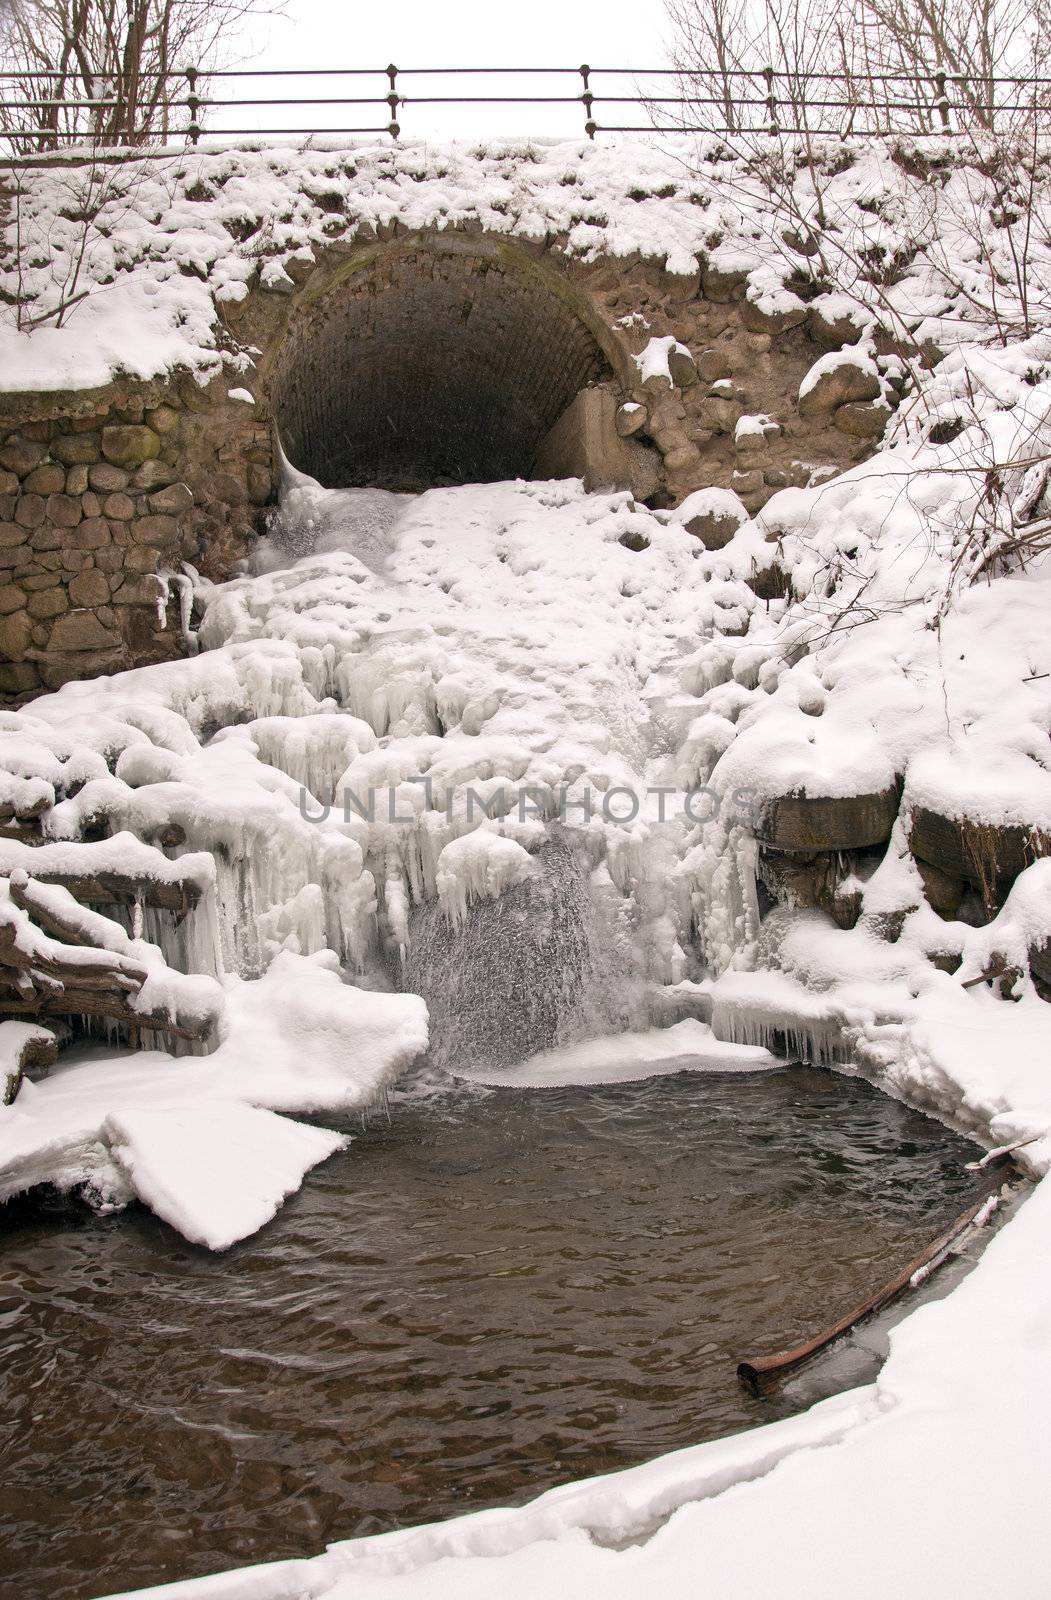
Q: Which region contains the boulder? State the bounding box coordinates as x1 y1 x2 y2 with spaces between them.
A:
834 399 894 439
0 437 47 477
48 609 122 652
101 425 161 469
910 805 1051 904
798 352 881 419
697 348 734 384
616 402 648 438
671 486 745 550
741 297 806 336
0 608 32 661
755 785 901 851
807 304 868 350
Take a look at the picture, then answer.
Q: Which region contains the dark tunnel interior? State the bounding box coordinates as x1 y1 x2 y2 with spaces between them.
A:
275 249 613 491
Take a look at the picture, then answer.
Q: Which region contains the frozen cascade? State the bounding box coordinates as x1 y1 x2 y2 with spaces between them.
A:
403 837 646 1073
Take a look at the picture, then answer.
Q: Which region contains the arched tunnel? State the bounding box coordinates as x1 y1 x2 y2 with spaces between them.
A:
274 245 620 491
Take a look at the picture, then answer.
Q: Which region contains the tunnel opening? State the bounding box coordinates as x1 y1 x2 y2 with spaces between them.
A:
274 243 620 492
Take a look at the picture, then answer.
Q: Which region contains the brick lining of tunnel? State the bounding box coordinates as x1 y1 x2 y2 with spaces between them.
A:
274 251 612 491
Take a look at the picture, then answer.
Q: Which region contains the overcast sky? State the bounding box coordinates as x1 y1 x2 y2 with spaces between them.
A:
207 0 674 143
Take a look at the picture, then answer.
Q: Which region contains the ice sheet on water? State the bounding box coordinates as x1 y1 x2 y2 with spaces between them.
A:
448 1018 780 1088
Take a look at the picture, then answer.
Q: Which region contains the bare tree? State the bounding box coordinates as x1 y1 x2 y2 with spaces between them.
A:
0 0 280 152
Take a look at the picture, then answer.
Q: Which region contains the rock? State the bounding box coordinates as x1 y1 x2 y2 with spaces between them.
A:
27 586 68 620
68 571 110 607
14 495 45 529
807 305 868 350
111 576 163 605
74 517 111 550
701 263 747 302
915 856 964 919
755 786 901 851
132 459 178 490
39 647 125 689
698 397 740 434
834 399 894 439
0 583 26 614
65 464 90 495
667 346 699 388
746 562 791 601
246 463 274 505
146 404 180 435
0 470 19 495
89 463 130 492
51 433 100 466
123 544 162 573
149 482 194 515
22 463 66 495
132 514 179 546
0 437 47 477
102 493 135 520
48 610 122 652
101 425 161 468
0 609 32 660
909 806 1050 904
741 297 806 335
731 468 764 496
94 547 127 574
798 353 881 419
0 522 27 549
697 348 734 384
0 661 40 693
678 489 749 549
1030 938 1051 988
45 492 82 528
616 402 648 438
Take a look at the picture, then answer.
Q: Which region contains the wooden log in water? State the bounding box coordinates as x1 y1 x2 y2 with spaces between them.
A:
736 1185 1004 1395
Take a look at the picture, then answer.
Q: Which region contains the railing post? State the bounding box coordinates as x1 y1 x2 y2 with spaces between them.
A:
386 63 400 140
933 69 951 132
580 63 596 139
185 65 200 145
763 65 777 135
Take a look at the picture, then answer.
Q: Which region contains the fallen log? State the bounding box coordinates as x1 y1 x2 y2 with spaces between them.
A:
0 1020 58 1105
736 1182 1006 1395
0 887 220 1048
0 988 213 1043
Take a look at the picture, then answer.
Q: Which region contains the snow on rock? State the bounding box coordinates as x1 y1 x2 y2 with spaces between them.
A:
0 950 428 1248
635 334 696 387
797 344 882 416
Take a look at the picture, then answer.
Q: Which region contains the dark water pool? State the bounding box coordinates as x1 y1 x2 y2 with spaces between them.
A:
0 1065 987 1599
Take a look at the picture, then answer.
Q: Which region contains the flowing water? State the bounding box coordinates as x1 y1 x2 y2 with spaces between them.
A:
0 1064 989 1600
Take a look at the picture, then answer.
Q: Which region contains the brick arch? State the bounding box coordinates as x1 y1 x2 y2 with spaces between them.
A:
272 235 630 492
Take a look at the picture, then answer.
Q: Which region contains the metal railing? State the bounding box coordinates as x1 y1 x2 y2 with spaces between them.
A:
2 63 1050 153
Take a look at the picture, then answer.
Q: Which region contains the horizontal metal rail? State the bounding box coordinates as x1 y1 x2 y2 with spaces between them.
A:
2 62 1049 154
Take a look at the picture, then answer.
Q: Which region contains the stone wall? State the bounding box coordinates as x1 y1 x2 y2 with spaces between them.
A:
0 385 273 698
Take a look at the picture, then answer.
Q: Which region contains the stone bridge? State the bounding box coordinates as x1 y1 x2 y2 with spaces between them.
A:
1 219 896 698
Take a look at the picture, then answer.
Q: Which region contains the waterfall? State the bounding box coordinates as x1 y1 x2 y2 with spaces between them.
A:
402 836 645 1073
